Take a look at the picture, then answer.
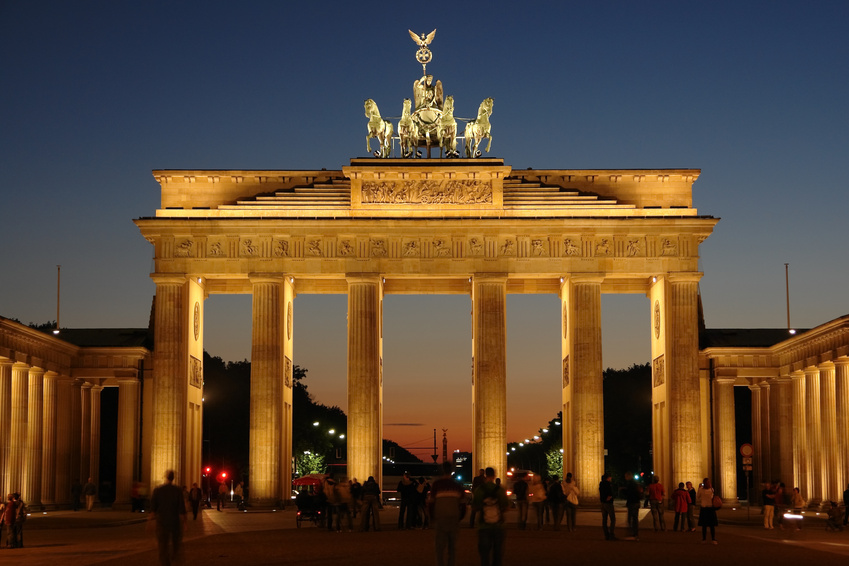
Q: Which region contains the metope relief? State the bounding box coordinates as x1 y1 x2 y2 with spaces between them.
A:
208 241 225 257
595 239 612 256
403 240 421 257
626 239 642 257
174 240 194 258
241 239 259 257
531 239 549 257
432 239 452 257
371 239 387 257
468 237 484 256
338 239 355 257
660 238 678 256
653 355 665 388
562 238 581 257
273 240 290 257
361 179 493 205
307 239 322 257
190 356 202 389
499 239 516 256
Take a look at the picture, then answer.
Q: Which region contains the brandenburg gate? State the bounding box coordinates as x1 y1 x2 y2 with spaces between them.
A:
135 160 717 504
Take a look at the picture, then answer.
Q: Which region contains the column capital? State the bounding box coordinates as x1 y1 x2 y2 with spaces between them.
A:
81 381 93 390
249 274 288 284
713 376 737 385
151 274 188 286
834 357 849 369
818 360 835 371
568 274 605 285
667 272 704 284
804 366 820 377
346 274 383 285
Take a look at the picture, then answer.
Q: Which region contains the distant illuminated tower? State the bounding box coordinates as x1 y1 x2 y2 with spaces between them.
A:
442 429 448 463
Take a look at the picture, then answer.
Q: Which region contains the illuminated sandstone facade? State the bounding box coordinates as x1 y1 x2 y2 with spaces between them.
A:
136 158 717 504
701 315 849 507
0 318 149 508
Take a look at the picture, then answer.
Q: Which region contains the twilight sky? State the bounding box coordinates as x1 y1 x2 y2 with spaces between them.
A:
1 1 847 455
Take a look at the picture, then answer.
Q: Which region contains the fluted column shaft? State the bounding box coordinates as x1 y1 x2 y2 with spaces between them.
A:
89 385 102 491
0 360 12 496
759 382 772 484
570 278 603 503
804 367 822 504
115 378 140 505
819 363 838 502
835 359 849 498
40 371 58 505
6 363 28 495
776 377 794 485
346 277 383 486
24 367 44 505
791 373 807 497
150 280 185 484
750 384 763 495
250 280 283 504
667 278 703 485
472 276 507 477
55 377 73 504
80 383 92 482
70 380 82 487
713 378 737 502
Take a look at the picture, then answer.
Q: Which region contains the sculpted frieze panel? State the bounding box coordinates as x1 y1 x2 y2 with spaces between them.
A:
273 239 290 257
660 237 679 256
190 356 202 389
499 239 516 257
402 239 421 257
371 239 387 257
174 239 194 258
285 356 292 388
625 238 643 257
362 179 493 205
653 354 665 388
594 238 612 256
468 237 484 257
562 238 581 257
562 356 570 387
338 239 356 257
432 239 452 258
240 239 260 257
207 240 226 257
531 239 549 257
307 239 322 257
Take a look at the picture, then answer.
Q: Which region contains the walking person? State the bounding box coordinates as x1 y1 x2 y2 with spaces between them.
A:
188 482 203 520
563 472 579 532
762 481 775 529
672 482 691 532
359 476 382 531
1 493 17 548
149 470 187 566
468 469 485 527
790 487 806 530
429 462 466 566
12 493 27 548
83 477 97 511
624 473 643 540
647 476 666 531
685 481 697 531
472 467 509 566
599 472 617 540
696 478 718 544
546 475 564 530
529 474 546 530
512 472 529 530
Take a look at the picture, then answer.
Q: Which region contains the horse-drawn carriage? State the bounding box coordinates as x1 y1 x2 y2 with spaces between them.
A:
293 475 324 528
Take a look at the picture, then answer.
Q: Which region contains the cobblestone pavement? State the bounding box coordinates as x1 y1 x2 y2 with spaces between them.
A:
9 504 849 565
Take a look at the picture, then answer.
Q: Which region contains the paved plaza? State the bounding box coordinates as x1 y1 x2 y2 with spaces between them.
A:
9 504 848 565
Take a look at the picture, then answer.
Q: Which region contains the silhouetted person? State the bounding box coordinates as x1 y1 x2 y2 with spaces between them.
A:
149 470 187 566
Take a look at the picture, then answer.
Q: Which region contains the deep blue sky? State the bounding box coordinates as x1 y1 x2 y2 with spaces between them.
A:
1 1 847 452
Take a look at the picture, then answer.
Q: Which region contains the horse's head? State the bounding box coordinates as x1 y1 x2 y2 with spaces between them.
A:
402 98 412 116
443 95 454 113
364 99 378 118
479 98 494 117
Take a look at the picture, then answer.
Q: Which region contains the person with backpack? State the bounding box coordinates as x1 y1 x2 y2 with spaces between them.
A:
472 467 509 566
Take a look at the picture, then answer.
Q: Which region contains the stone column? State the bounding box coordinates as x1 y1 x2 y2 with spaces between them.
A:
0 359 12 496
55 376 73 505
750 384 763 495
819 362 838 502
150 278 186 484
115 378 140 506
249 278 284 505
6 363 28 495
346 276 383 486
472 275 508 477
667 276 703 485
570 277 603 503
804 367 822 505
713 377 737 502
758 381 772 484
40 371 58 505
80 382 92 482
776 377 794 486
835 358 849 499
790 372 807 497
89 385 103 491
70 380 82 489
23 366 44 505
